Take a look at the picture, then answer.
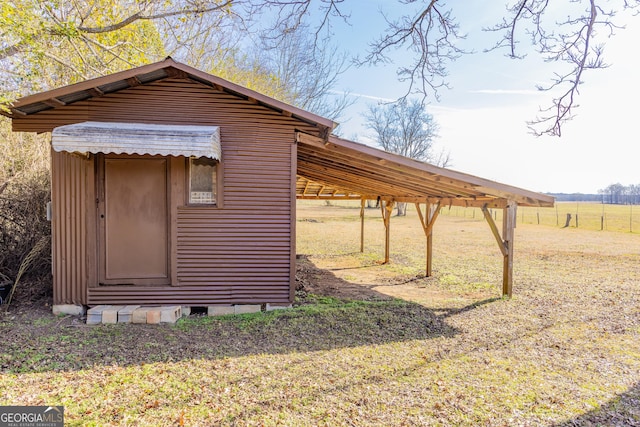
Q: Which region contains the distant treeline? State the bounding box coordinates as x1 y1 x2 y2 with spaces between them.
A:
548 193 602 202
549 183 640 204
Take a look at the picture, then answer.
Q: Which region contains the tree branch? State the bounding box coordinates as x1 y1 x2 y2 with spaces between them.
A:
76 2 233 34
483 0 633 136
527 0 601 136
0 42 27 61
361 1 467 101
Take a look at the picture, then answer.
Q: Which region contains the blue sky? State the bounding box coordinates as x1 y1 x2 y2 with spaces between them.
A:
320 2 639 194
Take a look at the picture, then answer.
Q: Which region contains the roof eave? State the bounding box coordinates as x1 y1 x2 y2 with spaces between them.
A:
7 58 338 133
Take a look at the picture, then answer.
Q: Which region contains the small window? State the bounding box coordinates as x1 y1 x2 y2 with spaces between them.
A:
189 157 218 204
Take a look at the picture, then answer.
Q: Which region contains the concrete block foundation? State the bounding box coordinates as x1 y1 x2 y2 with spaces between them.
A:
118 305 140 323
102 306 125 324
208 305 235 317
85 304 269 324
266 303 292 312
131 307 152 324
234 304 262 315
86 305 109 325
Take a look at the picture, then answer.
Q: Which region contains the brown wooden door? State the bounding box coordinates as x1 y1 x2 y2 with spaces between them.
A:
99 157 170 285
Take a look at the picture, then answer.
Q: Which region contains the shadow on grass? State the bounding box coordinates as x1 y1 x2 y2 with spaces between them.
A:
0 257 497 374
553 381 640 426
436 297 503 319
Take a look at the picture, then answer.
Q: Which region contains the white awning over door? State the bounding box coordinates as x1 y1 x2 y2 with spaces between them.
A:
51 121 221 159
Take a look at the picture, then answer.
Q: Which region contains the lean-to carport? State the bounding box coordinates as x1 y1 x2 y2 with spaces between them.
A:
295 133 555 297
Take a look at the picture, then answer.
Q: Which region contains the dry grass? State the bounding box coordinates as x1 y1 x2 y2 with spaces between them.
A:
0 201 639 426
441 201 640 233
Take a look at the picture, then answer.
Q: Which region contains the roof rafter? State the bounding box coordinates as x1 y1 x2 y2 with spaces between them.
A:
295 132 554 208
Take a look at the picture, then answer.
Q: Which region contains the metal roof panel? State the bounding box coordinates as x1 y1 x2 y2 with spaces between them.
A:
52 121 221 158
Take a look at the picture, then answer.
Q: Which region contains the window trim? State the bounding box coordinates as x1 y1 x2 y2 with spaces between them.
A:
186 156 223 208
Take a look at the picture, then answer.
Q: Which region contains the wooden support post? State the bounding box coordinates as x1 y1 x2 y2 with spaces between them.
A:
360 198 365 253
415 200 440 276
502 201 517 297
381 200 394 264
482 201 517 298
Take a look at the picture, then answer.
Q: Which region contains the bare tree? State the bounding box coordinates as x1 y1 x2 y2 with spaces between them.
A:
364 99 443 161
255 25 353 122
2 0 639 136
483 1 625 136
363 99 447 216
600 182 640 204
252 0 640 137
602 183 626 204
0 1 350 122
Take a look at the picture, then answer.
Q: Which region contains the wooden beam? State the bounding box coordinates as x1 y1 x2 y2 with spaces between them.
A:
43 97 66 107
502 201 517 297
482 205 507 257
481 202 517 297
164 67 188 79
416 201 440 276
381 200 394 264
10 108 27 116
360 198 365 253
86 87 104 97
297 195 364 200
126 76 141 87
296 131 328 146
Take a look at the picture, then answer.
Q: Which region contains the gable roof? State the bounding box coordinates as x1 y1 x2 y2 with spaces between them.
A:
3 57 337 135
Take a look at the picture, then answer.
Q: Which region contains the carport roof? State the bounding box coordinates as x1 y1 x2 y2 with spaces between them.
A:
296 133 554 208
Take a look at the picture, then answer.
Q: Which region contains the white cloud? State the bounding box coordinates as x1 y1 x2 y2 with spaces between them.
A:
328 90 396 103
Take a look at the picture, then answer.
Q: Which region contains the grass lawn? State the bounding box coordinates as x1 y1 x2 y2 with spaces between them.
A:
443 201 640 233
1 202 639 426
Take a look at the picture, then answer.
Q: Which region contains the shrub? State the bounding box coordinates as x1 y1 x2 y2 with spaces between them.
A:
0 118 52 301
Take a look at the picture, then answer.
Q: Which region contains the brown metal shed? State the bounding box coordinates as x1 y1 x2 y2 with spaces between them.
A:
4 58 553 314
6 58 334 311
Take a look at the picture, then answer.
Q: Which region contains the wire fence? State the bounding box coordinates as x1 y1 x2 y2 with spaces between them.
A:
438 202 640 233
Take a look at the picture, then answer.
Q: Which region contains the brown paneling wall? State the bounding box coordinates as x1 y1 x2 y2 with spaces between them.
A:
51 150 90 305
42 78 315 306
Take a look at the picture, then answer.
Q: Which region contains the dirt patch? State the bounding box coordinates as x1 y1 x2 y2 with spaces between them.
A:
295 254 394 301
294 254 487 308
1 275 52 318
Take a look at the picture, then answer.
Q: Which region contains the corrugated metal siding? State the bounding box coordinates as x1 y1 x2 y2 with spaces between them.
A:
51 150 89 305
173 209 292 304
13 104 90 133
57 77 321 306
